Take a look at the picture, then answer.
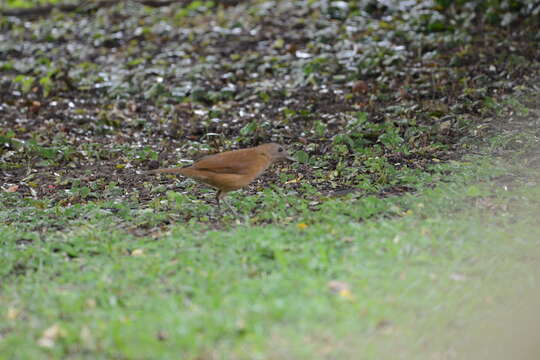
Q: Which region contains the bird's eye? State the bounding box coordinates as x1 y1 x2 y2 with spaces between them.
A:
278 147 283 152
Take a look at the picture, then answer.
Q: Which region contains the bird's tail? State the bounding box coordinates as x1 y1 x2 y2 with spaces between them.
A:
144 167 187 175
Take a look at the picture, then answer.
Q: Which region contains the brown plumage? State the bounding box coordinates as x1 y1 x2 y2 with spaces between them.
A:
146 143 294 213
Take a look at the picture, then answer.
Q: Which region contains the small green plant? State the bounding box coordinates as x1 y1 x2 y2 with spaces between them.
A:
174 1 215 20
240 120 259 136
13 75 35 94
166 191 189 209
312 120 328 138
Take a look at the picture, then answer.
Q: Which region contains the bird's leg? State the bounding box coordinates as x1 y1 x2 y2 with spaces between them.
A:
215 190 224 217
217 190 238 217
216 190 221 209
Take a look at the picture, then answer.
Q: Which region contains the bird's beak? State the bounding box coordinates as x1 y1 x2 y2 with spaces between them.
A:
286 154 296 161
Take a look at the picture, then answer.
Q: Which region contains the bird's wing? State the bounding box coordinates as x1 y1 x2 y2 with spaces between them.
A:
192 149 266 175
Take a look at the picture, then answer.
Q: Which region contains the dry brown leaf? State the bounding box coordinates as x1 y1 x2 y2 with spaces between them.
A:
450 273 467 281
6 185 19 193
38 324 61 348
328 280 354 300
6 307 19 320
352 80 369 94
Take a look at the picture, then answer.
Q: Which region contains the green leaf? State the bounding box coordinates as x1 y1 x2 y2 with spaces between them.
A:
294 150 309 163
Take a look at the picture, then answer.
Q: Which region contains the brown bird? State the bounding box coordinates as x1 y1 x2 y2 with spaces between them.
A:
146 143 294 214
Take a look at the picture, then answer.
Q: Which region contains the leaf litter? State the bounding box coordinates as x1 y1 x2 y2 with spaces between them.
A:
0 0 539 231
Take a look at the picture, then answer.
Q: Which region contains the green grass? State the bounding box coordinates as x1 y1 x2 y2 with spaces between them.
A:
3 0 64 8
2 155 540 359
1 1 538 356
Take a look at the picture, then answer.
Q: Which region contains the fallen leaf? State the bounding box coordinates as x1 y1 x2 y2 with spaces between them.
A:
284 177 302 184
295 50 312 58
450 273 467 281
376 319 396 335
399 272 407 280
29 100 42 113
352 80 369 94
297 223 308 230
156 330 168 341
6 185 19 193
6 307 19 320
376 319 393 330
338 288 353 300
85 299 96 309
38 324 61 348
328 280 354 300
80 326 94 348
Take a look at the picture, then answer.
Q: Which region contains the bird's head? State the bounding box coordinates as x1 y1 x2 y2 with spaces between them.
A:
259 143 295 162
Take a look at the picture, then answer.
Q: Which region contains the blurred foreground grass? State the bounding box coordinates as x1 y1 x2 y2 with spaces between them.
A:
1 153 540 359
